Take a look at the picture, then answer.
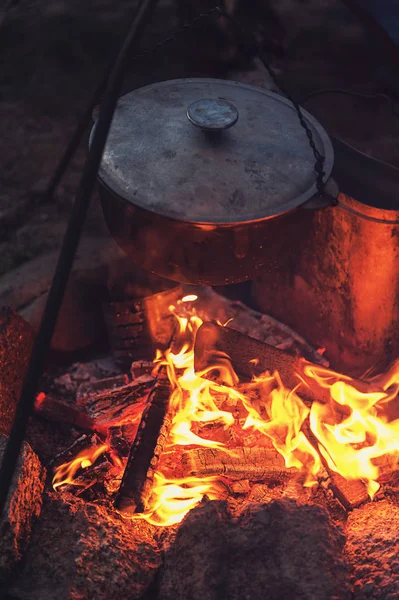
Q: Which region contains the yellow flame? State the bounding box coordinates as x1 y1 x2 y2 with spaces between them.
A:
53 295 399 524
134 473 224 526
303 360 399 497
52 444 108 489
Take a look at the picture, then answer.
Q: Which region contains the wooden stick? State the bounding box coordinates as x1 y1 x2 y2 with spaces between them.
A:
114 366 172 514
34 392 95 431
181 447 292 482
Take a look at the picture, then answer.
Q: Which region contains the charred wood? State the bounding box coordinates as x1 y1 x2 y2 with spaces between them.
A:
78 375 154 428
194 322 378 406
329 472 369 511
76 373 129 402
114 366 172 514
181 447 291 482
194 322 322 403
108 423 138 457
34 392 95 431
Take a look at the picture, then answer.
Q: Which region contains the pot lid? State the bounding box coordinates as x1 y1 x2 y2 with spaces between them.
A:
96 78 334 223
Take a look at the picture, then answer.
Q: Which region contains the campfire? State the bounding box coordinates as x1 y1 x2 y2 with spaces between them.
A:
46 290 399 524
3 284 399 599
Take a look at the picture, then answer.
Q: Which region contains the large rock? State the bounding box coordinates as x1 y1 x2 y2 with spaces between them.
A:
0 434 45 583
159 499 350 600
0 308 34 435
345 500 399 600
9 493 162 600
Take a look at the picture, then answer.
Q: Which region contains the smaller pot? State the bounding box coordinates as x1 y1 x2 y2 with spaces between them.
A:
93 78 335 286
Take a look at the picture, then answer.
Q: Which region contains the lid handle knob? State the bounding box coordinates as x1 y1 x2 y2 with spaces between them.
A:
187 98 239 131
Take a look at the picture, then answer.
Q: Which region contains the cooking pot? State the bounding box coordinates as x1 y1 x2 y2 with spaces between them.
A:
92 78 335 285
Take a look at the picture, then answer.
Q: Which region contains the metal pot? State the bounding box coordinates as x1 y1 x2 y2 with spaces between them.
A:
92 78 335 286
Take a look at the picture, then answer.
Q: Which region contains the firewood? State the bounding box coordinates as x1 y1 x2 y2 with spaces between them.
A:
194 323 378 406
76 374 129 402
108 423 138 457
180 285 328 366
329 472 369 510
194 322 321 404
114 366 172 514
34 392 95 431
78 375 154 428
180 447 292 482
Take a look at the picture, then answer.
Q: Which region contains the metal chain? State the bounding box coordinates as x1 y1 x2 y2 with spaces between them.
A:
215 6 329 200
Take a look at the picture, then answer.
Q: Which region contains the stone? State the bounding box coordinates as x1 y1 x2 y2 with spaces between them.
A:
345 500 399 600
9 493 162 600
0 434 46 583
159 498 350 600
0 308 34 435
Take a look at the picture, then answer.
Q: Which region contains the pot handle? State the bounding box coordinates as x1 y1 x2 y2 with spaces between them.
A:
301 178 339 210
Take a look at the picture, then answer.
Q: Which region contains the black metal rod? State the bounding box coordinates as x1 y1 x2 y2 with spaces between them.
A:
43 0 154 202
0 0 159 519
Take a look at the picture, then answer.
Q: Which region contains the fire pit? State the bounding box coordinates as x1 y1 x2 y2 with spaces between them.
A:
1 285 399 599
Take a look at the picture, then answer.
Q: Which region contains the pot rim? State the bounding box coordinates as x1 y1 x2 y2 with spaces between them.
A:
97 175 298 226
92 78 335 224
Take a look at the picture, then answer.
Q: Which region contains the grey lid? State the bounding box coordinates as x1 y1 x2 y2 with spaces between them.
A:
96 78 334 224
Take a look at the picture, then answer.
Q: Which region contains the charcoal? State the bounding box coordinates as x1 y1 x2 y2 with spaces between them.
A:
8 493 162 600
0 434 46 583
345 500 399 599
76 373 129 402
0 308 34 435
159 498 350 600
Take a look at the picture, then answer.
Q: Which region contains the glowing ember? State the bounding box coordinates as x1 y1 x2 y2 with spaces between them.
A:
53 296 399 526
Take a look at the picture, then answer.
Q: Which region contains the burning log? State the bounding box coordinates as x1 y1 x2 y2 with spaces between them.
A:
108 423 138 457
181 447 292 482
194 322 322 404
78 375 154 428
328 472 369 511
114 366 172 514
194 322 377 405
34 392 96 431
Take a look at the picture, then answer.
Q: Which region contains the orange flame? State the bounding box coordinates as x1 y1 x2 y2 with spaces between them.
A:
304 360 399 497
53 296 399 524
52 444 109 489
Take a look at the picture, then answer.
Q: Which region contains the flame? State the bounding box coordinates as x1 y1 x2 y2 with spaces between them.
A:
134 473 225 526
303 360 399 497
239 372 321 486
53 294 399 524
52 444 108 489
